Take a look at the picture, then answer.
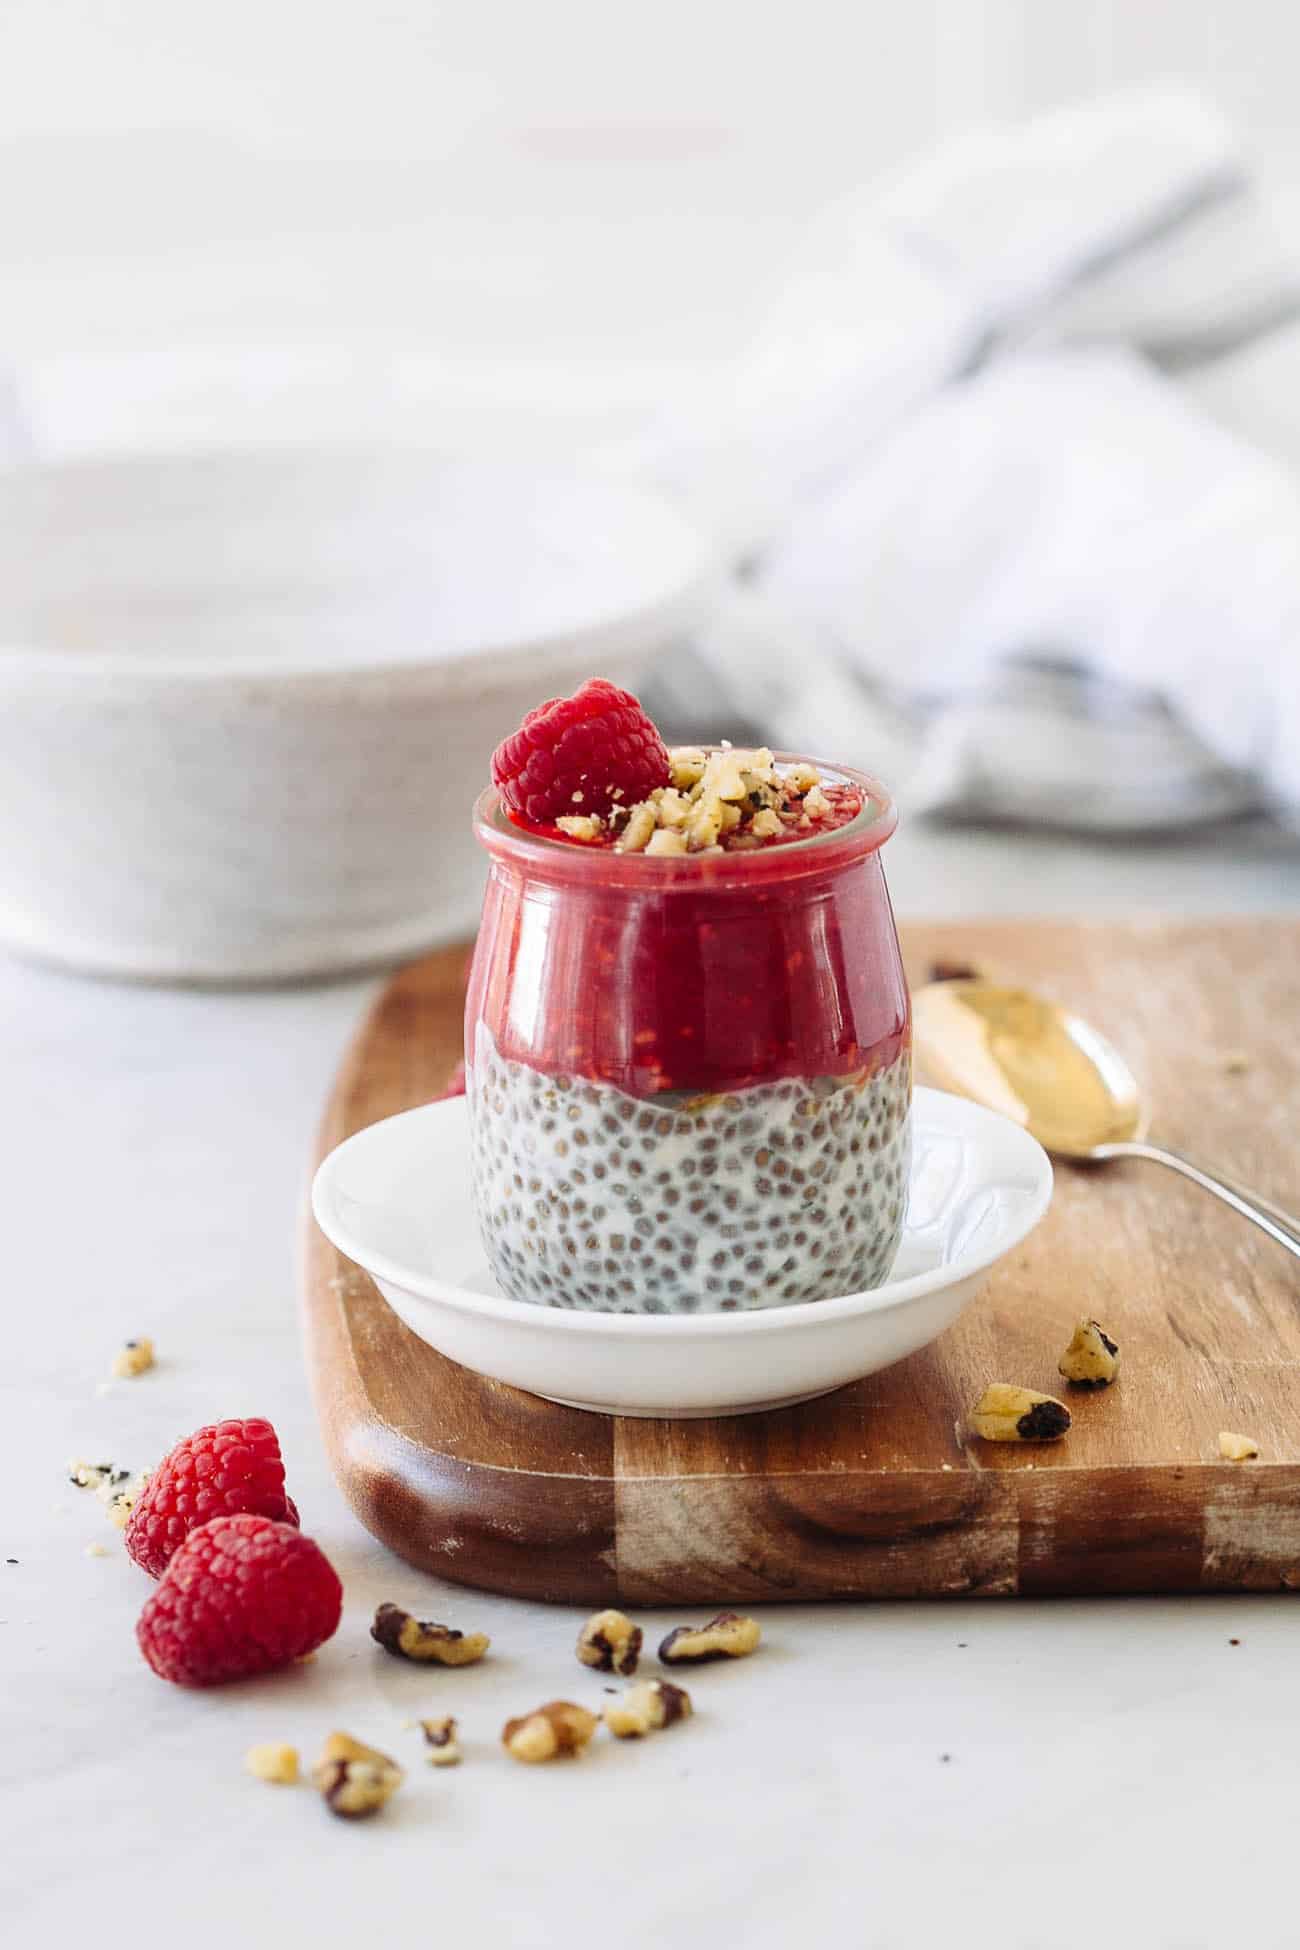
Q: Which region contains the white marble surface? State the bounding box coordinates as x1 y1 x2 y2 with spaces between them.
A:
4 827 1300 1950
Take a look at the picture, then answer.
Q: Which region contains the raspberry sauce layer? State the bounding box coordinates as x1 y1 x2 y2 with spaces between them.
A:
468 760 908 1100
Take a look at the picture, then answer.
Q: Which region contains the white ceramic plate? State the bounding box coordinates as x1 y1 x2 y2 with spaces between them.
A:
311 1087 1053 1418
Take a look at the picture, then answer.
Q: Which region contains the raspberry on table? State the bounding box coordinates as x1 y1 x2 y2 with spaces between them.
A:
491 677 671 826
136 1513 342 1687
125 1417 298 1578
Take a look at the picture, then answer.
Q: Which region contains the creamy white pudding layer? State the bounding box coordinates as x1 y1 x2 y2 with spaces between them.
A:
468 1025 911 1314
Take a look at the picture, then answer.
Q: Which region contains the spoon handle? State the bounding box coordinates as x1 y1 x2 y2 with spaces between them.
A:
1091 1140 1300 1259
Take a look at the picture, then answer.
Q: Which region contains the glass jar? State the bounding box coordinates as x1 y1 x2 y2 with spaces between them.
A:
465 756 910 1313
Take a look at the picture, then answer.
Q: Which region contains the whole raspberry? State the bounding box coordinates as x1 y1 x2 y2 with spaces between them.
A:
126 1417 298 1579
491 678 670 826
137 1513 342 1687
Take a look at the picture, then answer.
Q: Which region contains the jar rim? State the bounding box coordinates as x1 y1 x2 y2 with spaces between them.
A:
472 750 898 887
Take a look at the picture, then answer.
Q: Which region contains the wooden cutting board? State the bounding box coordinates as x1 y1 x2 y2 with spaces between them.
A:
302 920 1300 1605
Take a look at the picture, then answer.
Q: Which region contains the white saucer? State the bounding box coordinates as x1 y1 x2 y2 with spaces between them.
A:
311 1088 1053 1418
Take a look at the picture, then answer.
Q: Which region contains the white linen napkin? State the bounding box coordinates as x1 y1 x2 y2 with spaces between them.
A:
652 86 1300 830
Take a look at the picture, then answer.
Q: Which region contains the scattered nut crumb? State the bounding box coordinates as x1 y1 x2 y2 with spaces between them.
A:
971 1384 1071 1443
111 1338 154 1379
669 748 707 790
926 959 983 983
312 1733 404 1819
245 1743 299 1785
658 1611 762 1665
1220 1051 1251 1075
99 1470 150 1529
502 1701 599 1764
576 1608 643 1676
645 827 688 857
604 1680 692 1739
617 803 657 853
1218 1431 1260 1462
414 1715 461 1767
610 747 841 859
556 814 604 843
1058 1318 1120 1388
370 1602 490 1666
84 1541 111 1558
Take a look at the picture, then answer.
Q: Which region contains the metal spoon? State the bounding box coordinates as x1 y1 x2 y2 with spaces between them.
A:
912 979 1300 1260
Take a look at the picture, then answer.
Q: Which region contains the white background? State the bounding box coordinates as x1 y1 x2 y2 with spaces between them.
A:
3 6 1300 1947
5 0 1300 373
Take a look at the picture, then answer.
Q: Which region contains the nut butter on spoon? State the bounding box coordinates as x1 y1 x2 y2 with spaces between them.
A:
912 980 1300 1261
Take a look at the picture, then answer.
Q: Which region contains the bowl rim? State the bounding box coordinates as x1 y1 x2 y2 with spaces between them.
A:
311 1085 1054 1337
0 445 716 685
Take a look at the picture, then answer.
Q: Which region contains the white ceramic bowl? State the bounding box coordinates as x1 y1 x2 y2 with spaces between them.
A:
0 449 711 982
311 1087 1053 1417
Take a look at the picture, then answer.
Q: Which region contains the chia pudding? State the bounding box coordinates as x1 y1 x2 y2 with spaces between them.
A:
470 1026 910 1313
467 706 912 1316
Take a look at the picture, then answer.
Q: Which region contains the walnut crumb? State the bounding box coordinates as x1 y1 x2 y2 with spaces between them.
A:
502 1700 599 1764
246 1743 299 1785
658 1610 762 1665
612 747 832 859
645 828 688 857
313 1733 404 1819
576 1608 642 1676
111 1338 155 1379
84 1541 111 1558
1218 1431 1260 1462
98 1468 150 1528
555 814 603 843
1058 1318 1119 1387
371 1602 489 1666
604 1680 692 1739
971 1384 1071 1442
415 1715 461 1766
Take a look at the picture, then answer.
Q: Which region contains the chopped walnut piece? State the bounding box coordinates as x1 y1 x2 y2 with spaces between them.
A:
110 1338 154 1379
654 789 691 830
1219 1431 1260 1462
501 1700 599 1764
604 1680 692 1739
971 1384 1071 1442
802 784 831 820
785 761 821 795
313 1733 404 1819
416 1715 461 1767
245 1743 299 1785
370 1602 490 1666
668 747 707 790
555 814 603 843
1058 1319 1120 1388
99 1469 150 1528
617 803 657 853
576 1608 643 1676
658 1610 762 1665
68 1459 116 1491
645 828 688 857
750 808 784 839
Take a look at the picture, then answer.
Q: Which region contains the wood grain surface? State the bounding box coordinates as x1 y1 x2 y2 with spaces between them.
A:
301 920 1300 1604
